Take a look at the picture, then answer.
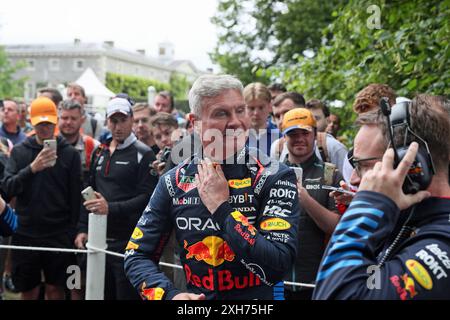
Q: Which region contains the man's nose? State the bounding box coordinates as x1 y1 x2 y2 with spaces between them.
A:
349 168 361 187
228 111 244 129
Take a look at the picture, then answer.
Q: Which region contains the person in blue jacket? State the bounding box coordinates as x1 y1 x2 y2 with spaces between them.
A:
124 74 300 300
313 94 450 300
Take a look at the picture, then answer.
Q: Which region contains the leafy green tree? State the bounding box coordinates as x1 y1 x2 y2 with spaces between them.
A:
270 0 449 143
169 73 191 101
105 72 170 102
0 46 26 98
210 0 340 84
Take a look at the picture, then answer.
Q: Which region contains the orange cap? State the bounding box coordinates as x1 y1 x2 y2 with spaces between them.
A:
281 108 316 135
30 97 58 126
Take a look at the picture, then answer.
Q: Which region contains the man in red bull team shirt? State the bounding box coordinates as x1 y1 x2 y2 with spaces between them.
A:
124 74 300 300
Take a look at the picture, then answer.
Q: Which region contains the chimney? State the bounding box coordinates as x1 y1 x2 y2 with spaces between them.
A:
137 49 146 55
74 38 81 45
104 41 114 47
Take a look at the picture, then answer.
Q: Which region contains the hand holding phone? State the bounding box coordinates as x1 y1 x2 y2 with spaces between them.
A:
43 139 57 167
30 140 57 173
321 185 356 196
291 167 303 187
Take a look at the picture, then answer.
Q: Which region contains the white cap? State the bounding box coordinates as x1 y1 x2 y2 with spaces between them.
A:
106 98 132 118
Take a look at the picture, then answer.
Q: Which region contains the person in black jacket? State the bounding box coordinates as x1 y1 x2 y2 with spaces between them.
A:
75 97 158 300
2 96 82 300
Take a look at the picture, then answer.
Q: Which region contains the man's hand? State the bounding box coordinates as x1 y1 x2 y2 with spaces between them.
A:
196 158 229 214
152 159 166 176
297 182 311 205
0 195 5 214
83 192 109 215
74 233 88 249
30 148 57 173
359 142 430 210
330 181 355 206
172 293 206 300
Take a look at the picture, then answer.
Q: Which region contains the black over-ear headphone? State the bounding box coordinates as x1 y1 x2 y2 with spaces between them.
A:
380 97 435 194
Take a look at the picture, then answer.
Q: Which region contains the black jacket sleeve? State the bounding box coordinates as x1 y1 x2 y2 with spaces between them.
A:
124 174 181 300
2 146 33 198
69 151 82 233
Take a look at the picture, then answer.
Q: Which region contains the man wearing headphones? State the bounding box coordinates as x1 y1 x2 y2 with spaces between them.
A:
313 94 450 300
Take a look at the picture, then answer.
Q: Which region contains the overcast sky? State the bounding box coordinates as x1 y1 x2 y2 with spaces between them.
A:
0 0 219 71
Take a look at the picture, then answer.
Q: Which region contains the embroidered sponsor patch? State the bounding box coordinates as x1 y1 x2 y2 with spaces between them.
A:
260 218 291 231
228 178 251 189
126 241 139 250
131 227 143 240
406 259 433 290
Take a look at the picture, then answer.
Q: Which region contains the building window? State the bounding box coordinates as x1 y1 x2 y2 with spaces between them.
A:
49 59 60 71
73 59 85 71
26 59 36 71
25 81 35 100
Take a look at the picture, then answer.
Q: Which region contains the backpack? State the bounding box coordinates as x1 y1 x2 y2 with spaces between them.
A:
317 132 329 163
90 117 98 137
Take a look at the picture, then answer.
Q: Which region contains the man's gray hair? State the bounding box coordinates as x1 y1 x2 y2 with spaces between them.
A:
59 99 85 115
188 74 243 117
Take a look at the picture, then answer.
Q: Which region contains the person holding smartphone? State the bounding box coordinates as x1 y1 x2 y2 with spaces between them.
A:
2 96 82 300
281 107 343 300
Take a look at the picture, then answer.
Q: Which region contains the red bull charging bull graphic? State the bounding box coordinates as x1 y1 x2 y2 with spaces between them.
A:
184 236 235 267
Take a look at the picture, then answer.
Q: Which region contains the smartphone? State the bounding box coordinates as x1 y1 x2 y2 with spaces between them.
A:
43 139 57 151
81 186 96 201
43 139 57 166
291 167 303 186
321 185 356 196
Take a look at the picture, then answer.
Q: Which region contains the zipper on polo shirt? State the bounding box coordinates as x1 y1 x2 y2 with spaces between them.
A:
105 158 111 176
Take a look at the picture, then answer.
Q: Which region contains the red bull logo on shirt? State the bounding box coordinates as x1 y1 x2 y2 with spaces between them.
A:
390 273 418 300
231 211 257 236
184 236 235 267
184 264 262 291
140 282 164 300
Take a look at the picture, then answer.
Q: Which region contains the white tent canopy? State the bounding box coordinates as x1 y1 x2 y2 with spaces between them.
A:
75 68 115 112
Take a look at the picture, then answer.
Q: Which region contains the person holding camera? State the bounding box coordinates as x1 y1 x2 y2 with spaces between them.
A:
313 94 450 300
75 97 158 300
2 97 82 300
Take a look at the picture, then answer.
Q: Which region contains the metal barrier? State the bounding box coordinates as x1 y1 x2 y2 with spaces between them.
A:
0 213 315 299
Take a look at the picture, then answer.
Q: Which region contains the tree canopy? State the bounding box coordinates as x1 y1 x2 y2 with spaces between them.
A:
210 0 340 84
0 46 26 98
211 0 450 143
